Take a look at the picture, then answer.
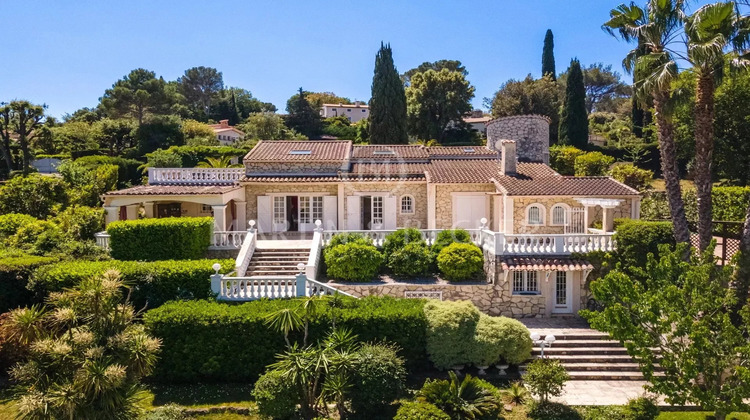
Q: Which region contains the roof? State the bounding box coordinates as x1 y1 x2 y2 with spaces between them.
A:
501 257 594 271
427 146 497 158
212 127 245 135
322 103 369 108
104 185 240 196
244 140 352 163
352 145 429 160
426 159 500 183
494 164 640 196
463 116 492 124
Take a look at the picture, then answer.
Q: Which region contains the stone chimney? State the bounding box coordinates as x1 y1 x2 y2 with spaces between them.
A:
471 109 483 118
500 140 517 175
219 119 229 128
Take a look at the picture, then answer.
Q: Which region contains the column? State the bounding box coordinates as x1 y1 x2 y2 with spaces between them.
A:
427 184 436 229
143 202 155 218
337 184 345 229
503 196 514 234
235 200 247 231
104 206 119 225
583 205 595 231
125 205 139 220
212 205 228 231
602 206 615 233
492 195 502 232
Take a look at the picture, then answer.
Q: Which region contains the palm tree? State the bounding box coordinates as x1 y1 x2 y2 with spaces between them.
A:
604 0 691 246
195 156 241 168
685 2 750 251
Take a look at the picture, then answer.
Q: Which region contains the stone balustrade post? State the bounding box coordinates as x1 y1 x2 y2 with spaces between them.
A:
296 273 307 297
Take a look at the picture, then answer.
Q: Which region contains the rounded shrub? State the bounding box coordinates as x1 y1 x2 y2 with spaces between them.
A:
624 396 659 420
431 229 472 255
0 213 38 239
496 317 533 365
549 145 585 175
393 401 450 420
328 232 373 247
574 151 615 176
325 243 383 282
388 242 432 277
349 342 407 416
437 243 484 282
424 300 481 369
382 228 424 259
614 220 675 269
609 163 654 192
8 221 67 255
252 369 299 420
53 205 104 241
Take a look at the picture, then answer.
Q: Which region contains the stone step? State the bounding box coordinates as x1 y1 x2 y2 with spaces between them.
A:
534 347 631 356
248 264 304 270
252 255 309 260
254 249 310 254
540 333 611 341
537 339 623 348
246 269 301 276
566 371 648 380
545 354 638 363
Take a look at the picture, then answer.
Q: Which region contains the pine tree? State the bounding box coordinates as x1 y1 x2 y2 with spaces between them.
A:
559 59 588 148
369 42 408 144
286 87 321 138
542 30 556 80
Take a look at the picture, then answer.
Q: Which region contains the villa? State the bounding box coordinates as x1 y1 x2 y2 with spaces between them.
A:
101 115 640 318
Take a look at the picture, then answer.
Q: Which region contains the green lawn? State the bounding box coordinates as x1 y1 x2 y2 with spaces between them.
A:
658 413 750 420
145 383 254 409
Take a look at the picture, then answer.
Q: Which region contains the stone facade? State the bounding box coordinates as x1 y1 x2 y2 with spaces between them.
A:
435 184 497 229
486 115 550 163
243 183 339 221
341 182 428 228
247 162 345 174
511 196 634 234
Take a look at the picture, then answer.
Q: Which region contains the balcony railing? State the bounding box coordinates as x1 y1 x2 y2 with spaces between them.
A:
148 168 244 185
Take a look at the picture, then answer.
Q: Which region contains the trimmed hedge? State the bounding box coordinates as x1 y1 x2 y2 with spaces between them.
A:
382 228 423 259
0 255 56 312
325 242 383 282
394 401 450 420
574 151 615 176
0 213 38 239
143 296 428 382
388 242 431 277
107 217 213 261
437 243 484 282
30 259 234 309
641 187 750 222
614 220 675 269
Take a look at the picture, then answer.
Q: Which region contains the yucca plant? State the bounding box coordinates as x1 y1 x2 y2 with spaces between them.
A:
417 371 500 420
503 381 531 406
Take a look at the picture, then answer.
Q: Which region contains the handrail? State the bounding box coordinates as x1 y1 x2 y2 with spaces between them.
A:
94 231 110 251
306 277 357 298
306 229 323 281
322 229 483 247
148 167 244 185
210 271 357 301
211 231 248 249
234 230 257 276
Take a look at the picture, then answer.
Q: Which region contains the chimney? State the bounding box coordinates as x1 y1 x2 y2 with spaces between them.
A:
219 119 229 128
500 140 517 175
472 109 483 118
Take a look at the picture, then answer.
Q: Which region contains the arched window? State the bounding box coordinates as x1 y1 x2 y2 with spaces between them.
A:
551 204 569 226
400 195 414 214
526 204 545 225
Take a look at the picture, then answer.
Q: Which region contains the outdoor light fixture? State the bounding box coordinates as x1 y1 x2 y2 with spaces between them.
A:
297 263 306 273
212 263 222 274
531 332 556 358
480 217 488 228
248 220 256 230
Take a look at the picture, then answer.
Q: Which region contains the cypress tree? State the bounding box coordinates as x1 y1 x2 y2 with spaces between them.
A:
542 29 556 80
559 59 588 148
369 42 408 144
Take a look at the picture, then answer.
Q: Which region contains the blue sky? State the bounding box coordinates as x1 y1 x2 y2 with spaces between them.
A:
1 0 711 119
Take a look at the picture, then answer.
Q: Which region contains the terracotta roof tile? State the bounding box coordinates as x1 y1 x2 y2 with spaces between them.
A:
243 176 340 183
495 165 639 196
427 146 497 157
501 257 594 271
244 140 352 162
104 185 240 196
349 162 429 176
426 159 500 183
352 145 429 160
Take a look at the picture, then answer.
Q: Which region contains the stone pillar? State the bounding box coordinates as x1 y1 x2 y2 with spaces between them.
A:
503 196 514 234
427 183 436 230
337 184 345 229
583 205 595 231
235 200 246 231
602 206 615 233
125 205 139 220
143 202 155 218
104 206 119 225
212 205 228 231
492 195 502 232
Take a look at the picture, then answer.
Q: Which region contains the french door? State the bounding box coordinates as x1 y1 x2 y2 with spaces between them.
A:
552 271 573 313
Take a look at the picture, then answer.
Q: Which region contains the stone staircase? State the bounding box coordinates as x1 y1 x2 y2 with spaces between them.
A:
245 248 310 277
524 331 658 380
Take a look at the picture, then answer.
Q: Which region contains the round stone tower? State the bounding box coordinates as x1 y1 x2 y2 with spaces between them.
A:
485 115 550 163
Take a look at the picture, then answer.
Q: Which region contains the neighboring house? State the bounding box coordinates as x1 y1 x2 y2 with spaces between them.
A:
209 119 245 145
101 115 639 317
320 102 369 123
462 109 492 136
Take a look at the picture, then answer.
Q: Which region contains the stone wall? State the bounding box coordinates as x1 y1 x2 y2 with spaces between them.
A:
342 182 428 228
486 115 550 163
243 183 339 222
247 162 345 174
435 184 497 229
511 196 634 234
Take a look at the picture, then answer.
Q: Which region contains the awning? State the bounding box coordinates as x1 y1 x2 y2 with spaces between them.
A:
501 257 594 272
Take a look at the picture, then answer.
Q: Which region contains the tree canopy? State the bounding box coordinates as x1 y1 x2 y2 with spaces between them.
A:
99 68 175 126
542 29 556 80
402 60 467 86
177 66 224 118
559 59 589 148
405 69 475 143
369 43 408 144
285 88 322 138
485 74 560 143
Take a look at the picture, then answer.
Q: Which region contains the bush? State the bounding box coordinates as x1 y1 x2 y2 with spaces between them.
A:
469 315 533 367
496 317 534 365
523 358 570 403
609 164 654 192
527 401 582 420
73 155 142 188
389 242 432 277
574 151 615 176
0 174 68 218
143 296 427 382
107 217 213 261
142 404 188 420
418 372 501 420
53 205 104 241
431 229 472 256
252 369 299 420
325 243 383 282
437 243 484 282
31 259 234 309
382 228 424 259
624 397 659 420
393 401 450 420
327 232 373 247
0 213 38 239
550 145 585 175
614 220 675 269
424 300 481 369
0 255 56 312
710 186 750 222
349 342 407 416
7 220 67 255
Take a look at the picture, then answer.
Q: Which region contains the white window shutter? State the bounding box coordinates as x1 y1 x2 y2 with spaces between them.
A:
384 196 397 229
346 196 361 230
257 196 272 233
323 196 338 230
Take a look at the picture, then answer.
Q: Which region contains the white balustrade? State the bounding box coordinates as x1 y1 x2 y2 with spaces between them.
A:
234 230 257 276
306 227 324 281
211 231 248 249
94 231 110 251
306 278 357 298
321 229 483 247
148 168 244 185
215 276 298 301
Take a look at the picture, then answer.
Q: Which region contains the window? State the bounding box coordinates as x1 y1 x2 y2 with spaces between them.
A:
201 204 213 214
273 197 285 224
312 196 323 222
347 109 351 112
513 271 540 294
372 196 384 226
373 150 395 156
551 204 568 226
289 150 312 155
401 195 414 214
527 204 544 225
362 109 366 113
556 271 568 305
463 148 476 153
299 197 311 224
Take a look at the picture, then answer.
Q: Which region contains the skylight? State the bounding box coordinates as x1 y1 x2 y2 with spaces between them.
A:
463 148 476 153
289 150 312 155
373 150 396 156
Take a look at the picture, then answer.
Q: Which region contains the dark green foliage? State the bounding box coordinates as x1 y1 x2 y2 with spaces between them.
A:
349 342 407 416
7 220 67 255
542 29 556 80
624 397 659 420
327 232 373 247
252 369 299 420
285 87 322 138
614 220 675 269
609 164 653 192
143 297 428 382
382 228 424 260
574 151 615 176
640 187 750 222
559 59 589 148
0 255 56 312
431 229 472 256
437 243 484 282
549 145 585 175
369 42 408 144
53 205 104 241
325 243 383 282
418 372 501 420
393 401 450 420
0 174 68 218
389 242 432 277
58 160 119 207
523 358 570 403
30 259 234 309
135 115 184 154
322 116 357 139
527 402 583 420
73 155 142 187
0 213 37 239
424 300 481 369
107 217 213 261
